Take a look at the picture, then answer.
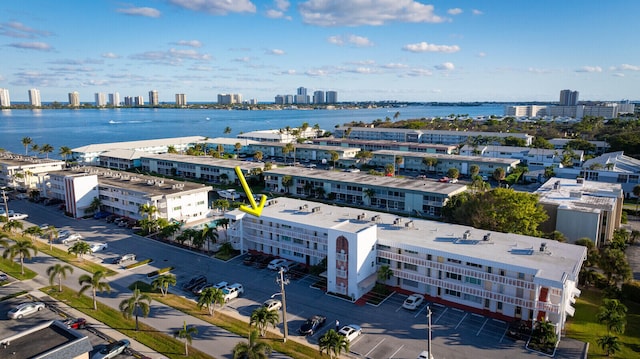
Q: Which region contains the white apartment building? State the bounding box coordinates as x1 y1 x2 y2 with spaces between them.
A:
28 88 41 107
109 92 120 107
218 93 242 105
313 90 325 104
249 143 360 163
238 128 323 143
135 96 144 106
0 152 65 191
46 166 212 221
535 178 623 247
149 90 159 106
326 91 338 104
68 92 80 107
548 138 609 155
0 88 11 107
312 138 457 154
459 145 584 170
175 93 187 107
504 105 547 117
226 197 585 338
94 92 107 107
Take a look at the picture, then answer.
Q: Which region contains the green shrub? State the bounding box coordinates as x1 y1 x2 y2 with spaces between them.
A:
622 281 640 303
124 258 152 270
147 266 174 278
593 272 609 289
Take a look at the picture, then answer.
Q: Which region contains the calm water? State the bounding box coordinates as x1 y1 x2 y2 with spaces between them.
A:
0 104 504 158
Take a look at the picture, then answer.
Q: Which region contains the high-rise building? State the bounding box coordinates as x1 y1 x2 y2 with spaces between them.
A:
109 92 120 107
559 89 579 106
95 92 107 107
326 90 338 104
0 88 10 107
275 95 285 105
313 90 325 104
68 92 80 107
218 93 242 104
124 96 133 106
148 90 159 106
135 96 144 106
28 88 41 107
295 87 309 104
175 93 187 106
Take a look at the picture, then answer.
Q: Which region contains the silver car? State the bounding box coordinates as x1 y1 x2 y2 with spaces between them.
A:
8 302 46 319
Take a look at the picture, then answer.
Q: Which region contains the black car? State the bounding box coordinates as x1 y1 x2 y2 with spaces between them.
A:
243 254 258 266
298 314 326 336
183 275 207 291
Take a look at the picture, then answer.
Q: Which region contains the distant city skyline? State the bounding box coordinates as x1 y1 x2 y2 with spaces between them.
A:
1 1 638 103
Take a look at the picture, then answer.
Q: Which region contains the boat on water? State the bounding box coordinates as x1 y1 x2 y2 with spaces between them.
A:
217 189 241 200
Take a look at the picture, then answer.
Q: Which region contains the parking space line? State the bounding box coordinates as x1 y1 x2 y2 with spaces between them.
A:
492 318 505 324
364 338 386 357
432 303 445 308
499 326 509 343
455 313 468 329
471 313 483 318
434 308 448 324
476 318 489 336
452 308 464 313
389 344 404 359
414 304 427 318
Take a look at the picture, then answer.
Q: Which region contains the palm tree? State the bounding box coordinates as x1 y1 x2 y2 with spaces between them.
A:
43 225 58 250
21 137 33 155
68 241 92 260
395 156 403 176
597 334 621 357
201 224 218 254
2 240 38 275
493 167 506 187
422 157 438 173
79 270 111 310
139 203 158 232
254 151 263 162
377 265 393 283
167 145 178 154
197 287 226 316
329 150 339 168
233 330 272 359
281 175 293 193
39 143 54 158
174 321 198 356
23 225 43 241
530 320 557 349
282 143 295 164
250 306 280 337
597 299 628 334
119 286 152 331
86 197 101 215
234 142 242 157
47 263 73 292
224 126 232 134
318 329 349 359
2 220 23 233
151 274 176 296
59 146 73 162
30 144 39 157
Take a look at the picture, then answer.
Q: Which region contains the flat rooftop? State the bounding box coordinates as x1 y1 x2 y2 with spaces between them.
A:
0 320 92 359
140 153 264 170
72 135 207 153
50 166 211 196
266 167 466 195
254 197 586 284
373 149 520 165
535 178 621 211
0 152 65 167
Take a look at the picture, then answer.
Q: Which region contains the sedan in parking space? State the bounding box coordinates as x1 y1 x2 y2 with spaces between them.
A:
263 299 282 312
182 275 207 291
61 233 83 245
0 272 8 282
298 314 326 336
90 243 108 253
91 339 130 359
193 283 213 295
402 294 425 310
267 258 288 270
8 302 46 319
338 324 362 342
212 281 228 290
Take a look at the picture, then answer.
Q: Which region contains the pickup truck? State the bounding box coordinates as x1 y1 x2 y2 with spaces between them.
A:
222 283 244 302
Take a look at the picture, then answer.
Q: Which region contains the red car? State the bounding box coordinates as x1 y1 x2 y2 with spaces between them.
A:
64 317 87 329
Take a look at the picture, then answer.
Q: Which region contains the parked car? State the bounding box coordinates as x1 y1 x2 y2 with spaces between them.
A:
243 254 258 266
417 351 432 359
61 233 83 245
438 177 450 183
338 324 362 342
91 339 130 359
93 211 111 219
263 299 282 311
115 253 136 264
8 302 46 319
267 258 288 270
183 275 207 291
63 317 87 329
222 283 244 302
7 212 28 220
256 255 275 269
298 314 326 336
90 243 108 253
402 294 425 310
212 281 228 290
193 282 213 295
57 229 71 239
0 272 8 282
448 178 459 183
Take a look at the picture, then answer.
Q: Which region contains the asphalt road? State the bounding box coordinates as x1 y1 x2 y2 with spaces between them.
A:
6 199 587 359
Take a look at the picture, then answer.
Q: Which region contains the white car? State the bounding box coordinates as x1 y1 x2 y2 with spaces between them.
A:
7 213 28 220
91 339 130 359
417 351 432 359
62 233 83 245
338 324 362 342
263 299 282 311
212 281 228 290
403 294 425 310
8 302 46 319
267 258 288 270
222 283 244 302
90 243 108 252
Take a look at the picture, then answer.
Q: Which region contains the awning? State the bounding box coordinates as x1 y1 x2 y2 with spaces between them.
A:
565 305 576 317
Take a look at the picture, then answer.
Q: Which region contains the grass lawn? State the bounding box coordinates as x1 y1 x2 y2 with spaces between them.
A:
131 281 323 359
565 288 640 357
0 257 37 280
42 285 213 359
32 239 118 276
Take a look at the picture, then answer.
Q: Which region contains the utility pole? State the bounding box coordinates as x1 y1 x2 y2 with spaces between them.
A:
1 190 9 218
427 305 434 359
277 267 290 342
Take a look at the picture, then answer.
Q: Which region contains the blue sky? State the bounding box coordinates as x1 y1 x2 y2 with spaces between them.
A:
1 0 638 103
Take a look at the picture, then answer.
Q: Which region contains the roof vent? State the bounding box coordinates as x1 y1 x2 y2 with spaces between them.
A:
463 230 471 240
483 233 491 241
540 242 547 252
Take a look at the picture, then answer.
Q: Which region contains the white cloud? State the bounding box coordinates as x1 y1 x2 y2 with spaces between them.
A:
472 9 483 15
305 69 329 76
435 62 455 70
402 42 460 53
528 67 551 74
348 67 375 74
610 64 640 71
447 8 463 15
477 52 486 57
576 66 602 73
275 0 290 10
116 6 161 18
299 0 446 26
268 49 285 55
406 68 433 77
130 48 212 65
327 34 373 47
266 9 285 18
327 35 344 45
169 0 256 15
175 40 202 48
612 73 625 77
102 52 120 59
382 63 409 69
8 42 52 51
233 56 251 62
0 21 52 38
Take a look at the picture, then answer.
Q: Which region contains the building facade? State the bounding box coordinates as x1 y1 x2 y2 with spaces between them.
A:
559 89 579 106
0 88 10 107
68 92 80 107
218 93 242 104
28 88 41 107
0 152 65 191
313 90 325 104
226 197 585 338
149 90 159 106
313 138 457 154
109 92 120 107
175 93 187 106
326 91 338 104
94 92 107 107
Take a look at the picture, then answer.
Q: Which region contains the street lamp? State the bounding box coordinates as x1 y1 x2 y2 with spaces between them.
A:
426 305 434 359
272 267 290 342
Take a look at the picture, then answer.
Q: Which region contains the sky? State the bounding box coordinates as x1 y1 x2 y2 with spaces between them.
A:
1 0 638 103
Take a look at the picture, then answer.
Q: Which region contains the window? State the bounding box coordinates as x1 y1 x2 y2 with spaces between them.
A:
466 262 482 268
518 272 525 280
465 277 481 285
404 263 418 271
405 249 418 254
378 258 390 265
427 254 432 261
403 279 419 288
445 289 461 297
446 272 462 281
463 293 482 304
447 258 462 264
497 302 503 311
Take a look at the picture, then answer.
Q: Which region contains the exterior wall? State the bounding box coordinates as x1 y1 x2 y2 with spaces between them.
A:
556 207 601 245
327 225 378 299
64 175 99 218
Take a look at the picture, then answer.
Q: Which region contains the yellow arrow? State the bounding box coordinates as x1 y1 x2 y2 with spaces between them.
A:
235 166 266 217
